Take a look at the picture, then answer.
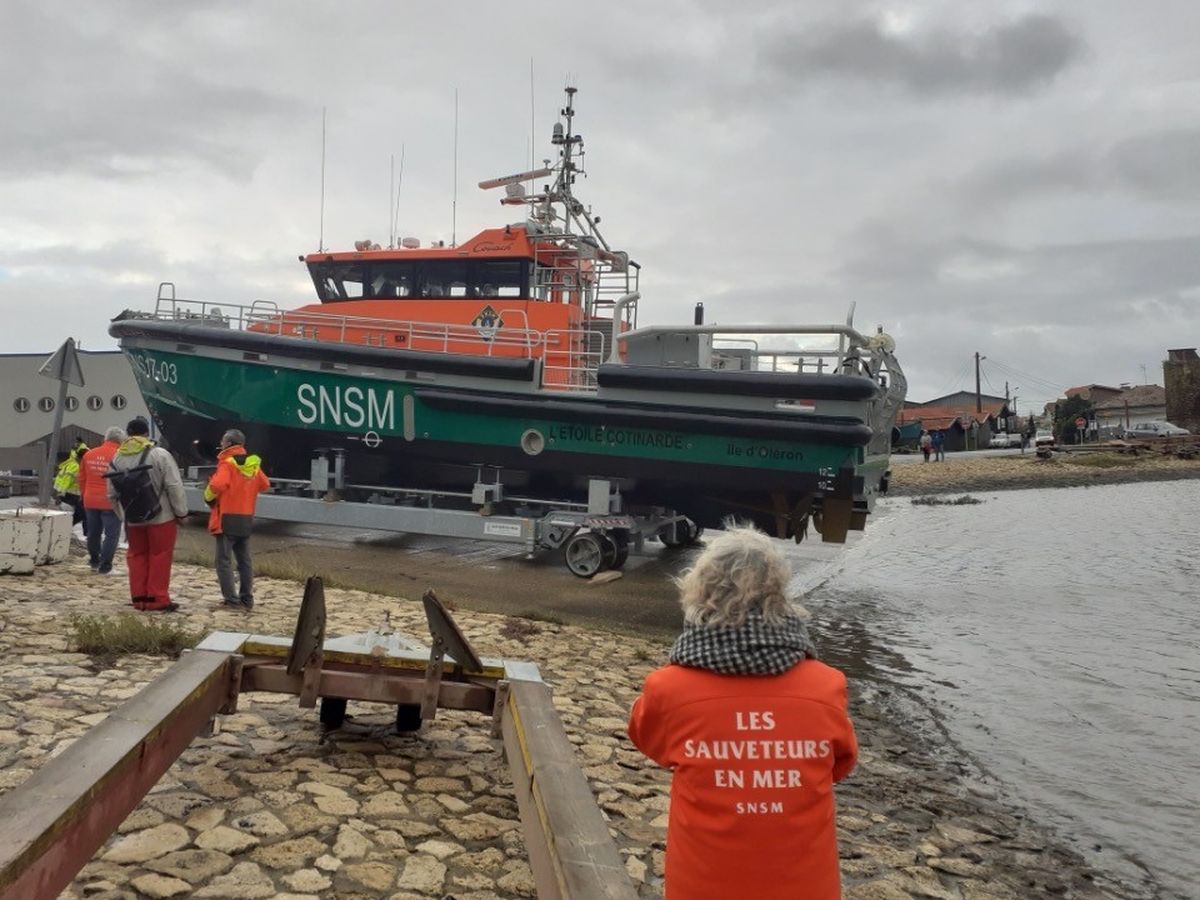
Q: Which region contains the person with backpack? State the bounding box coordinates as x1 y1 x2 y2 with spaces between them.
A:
77 426 125 573
105 417 189 612
203 428 269 610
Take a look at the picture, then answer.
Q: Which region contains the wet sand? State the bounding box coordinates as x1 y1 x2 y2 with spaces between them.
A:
173 520 688 639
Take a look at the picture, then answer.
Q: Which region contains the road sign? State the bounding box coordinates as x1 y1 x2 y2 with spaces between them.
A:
1074 417 1087 428
38 338 85 388
36 338 86 506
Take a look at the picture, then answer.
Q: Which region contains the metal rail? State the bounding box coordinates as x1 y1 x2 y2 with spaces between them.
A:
0 583 637 900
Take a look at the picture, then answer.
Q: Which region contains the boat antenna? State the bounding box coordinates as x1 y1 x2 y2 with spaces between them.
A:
389 153 394 248
529 58 536 199
318 106 326 252
452 87 459 247
391 145 405 247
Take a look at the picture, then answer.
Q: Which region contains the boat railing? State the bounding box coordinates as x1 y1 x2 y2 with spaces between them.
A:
147 296 545 358
542 328 609 392
529 234 640 320
714 343 866 376
153 292 277 332
613 323 871 371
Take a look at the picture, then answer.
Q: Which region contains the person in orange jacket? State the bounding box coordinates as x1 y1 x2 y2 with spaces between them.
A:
77 426 125 573
204 428 269 610
628 526 858 900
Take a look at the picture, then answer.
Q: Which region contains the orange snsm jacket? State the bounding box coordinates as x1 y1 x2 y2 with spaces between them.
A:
204 445 269 536
78 440 121 510
628 661 858 900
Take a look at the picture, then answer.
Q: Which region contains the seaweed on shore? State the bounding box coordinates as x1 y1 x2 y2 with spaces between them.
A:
910 494 983 506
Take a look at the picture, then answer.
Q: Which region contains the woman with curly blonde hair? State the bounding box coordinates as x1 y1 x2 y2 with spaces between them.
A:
628 525 857 900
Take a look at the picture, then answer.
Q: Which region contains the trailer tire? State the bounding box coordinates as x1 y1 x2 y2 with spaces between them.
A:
610 532 630 568
564 531 607 577
319 697 347 730
395 703 423 732
661 518 701 548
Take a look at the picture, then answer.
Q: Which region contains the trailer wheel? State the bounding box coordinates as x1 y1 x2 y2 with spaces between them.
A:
564 531 607 577
395 703 423 733
661 518 701 548
610 532 630 568
319 697 347 729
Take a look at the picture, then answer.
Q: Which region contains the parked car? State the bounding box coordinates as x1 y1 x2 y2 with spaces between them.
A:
1123 421 1191 440
988 432 1023 448
1034 430 1055 447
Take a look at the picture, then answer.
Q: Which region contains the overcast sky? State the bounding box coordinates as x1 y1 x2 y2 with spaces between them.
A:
3 1 1199 413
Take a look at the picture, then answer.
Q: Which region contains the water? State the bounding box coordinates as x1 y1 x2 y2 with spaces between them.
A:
808 481 1199 899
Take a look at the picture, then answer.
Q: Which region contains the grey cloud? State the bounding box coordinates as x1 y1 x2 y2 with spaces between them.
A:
960 128 1200 207
698 227 1200 345
762 14 1083 96
1108 129 1200 202
697 229 1200 403
0 4 300 180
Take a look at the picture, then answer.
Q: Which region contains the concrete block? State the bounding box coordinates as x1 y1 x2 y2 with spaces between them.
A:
35 509 71 564
0 508 71 574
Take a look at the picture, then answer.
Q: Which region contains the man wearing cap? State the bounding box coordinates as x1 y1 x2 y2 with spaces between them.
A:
204 428 269 610
106 417 189 612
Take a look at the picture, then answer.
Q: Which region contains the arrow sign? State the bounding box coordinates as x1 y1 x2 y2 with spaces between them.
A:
36 337 85 507
38 338 85 388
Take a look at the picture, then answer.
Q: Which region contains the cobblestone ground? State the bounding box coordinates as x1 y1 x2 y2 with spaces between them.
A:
0 550 1138 899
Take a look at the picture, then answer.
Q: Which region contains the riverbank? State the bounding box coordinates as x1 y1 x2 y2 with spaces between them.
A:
0 552 1148 899
888 450 1200 497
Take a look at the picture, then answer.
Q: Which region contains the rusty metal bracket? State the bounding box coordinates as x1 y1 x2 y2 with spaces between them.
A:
299 650 324 709
420 638 446 721
220 655 244 715
422 589 484 673
288 576 327 676
491 679 510 738
289 577 327 710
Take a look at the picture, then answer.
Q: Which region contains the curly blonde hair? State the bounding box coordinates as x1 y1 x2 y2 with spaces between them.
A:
675 525 801 627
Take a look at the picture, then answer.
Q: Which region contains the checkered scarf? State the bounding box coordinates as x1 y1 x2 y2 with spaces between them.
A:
669 609 817 676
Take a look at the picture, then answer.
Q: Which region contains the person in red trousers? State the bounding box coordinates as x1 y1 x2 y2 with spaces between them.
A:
628 526 858 900
105 417 189 611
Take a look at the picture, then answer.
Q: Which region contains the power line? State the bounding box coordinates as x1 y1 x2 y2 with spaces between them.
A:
987 358 1063 395
932 360 970 400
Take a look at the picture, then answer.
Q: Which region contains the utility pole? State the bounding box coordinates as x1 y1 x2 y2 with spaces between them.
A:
975 352 983 414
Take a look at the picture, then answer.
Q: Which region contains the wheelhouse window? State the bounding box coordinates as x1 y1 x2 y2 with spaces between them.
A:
310 259 529 301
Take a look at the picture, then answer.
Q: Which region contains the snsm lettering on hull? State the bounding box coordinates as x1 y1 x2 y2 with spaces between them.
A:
550 424 684 451
296 383 395 431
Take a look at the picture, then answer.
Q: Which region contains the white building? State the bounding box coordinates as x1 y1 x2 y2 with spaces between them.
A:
1093 385 1167 437
0 349 150 447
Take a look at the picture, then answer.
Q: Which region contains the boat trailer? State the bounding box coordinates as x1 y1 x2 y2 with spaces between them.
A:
184 450 702 578
0 579 638 900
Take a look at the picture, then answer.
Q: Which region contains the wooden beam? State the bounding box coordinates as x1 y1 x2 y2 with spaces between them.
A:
0 650 237 900
502 680 638 900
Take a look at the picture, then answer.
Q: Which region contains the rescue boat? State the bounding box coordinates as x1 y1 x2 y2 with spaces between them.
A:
110 88 906 543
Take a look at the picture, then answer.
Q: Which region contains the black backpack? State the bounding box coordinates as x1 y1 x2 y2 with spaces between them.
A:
104 447 162 524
